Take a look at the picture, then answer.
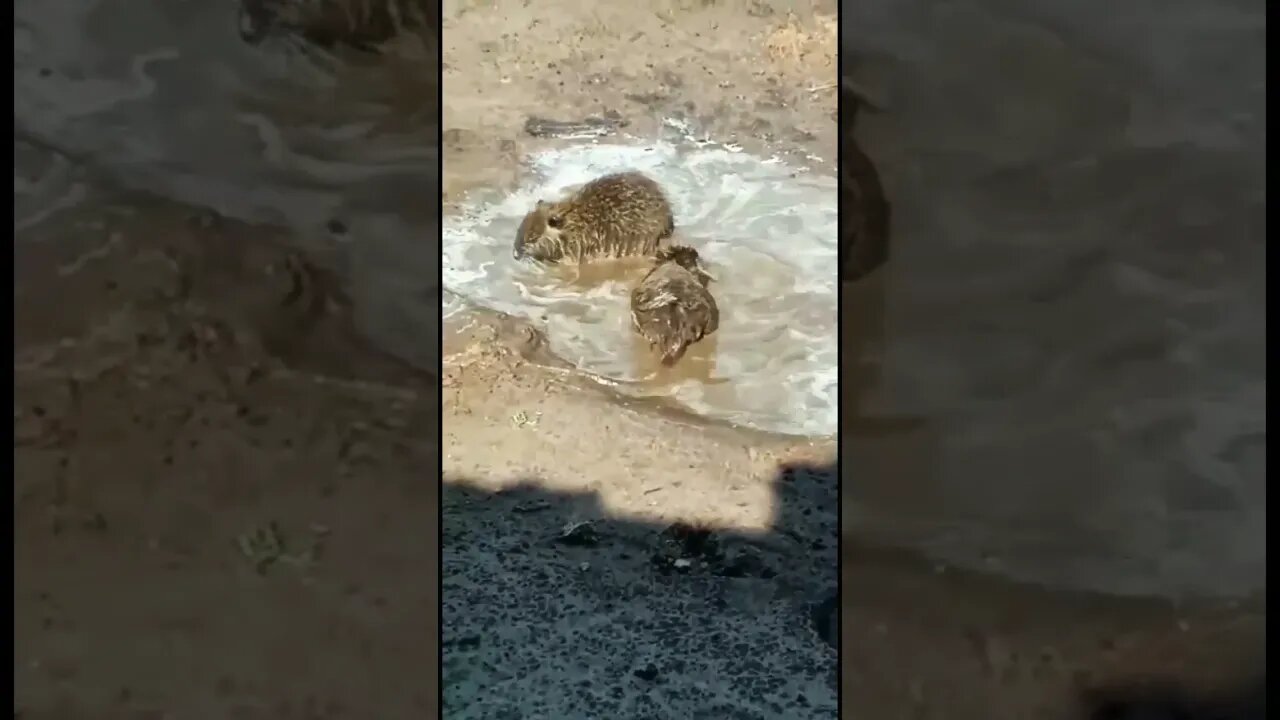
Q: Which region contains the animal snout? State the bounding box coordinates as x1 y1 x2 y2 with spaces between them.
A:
238 8 273 43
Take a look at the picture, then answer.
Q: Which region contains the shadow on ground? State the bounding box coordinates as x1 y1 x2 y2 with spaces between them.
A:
441 460 839 719
1083 677 1266 720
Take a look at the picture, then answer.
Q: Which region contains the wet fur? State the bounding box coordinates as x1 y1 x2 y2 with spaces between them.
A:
514 172 675 264
238 0 434 50
630 246 719 366
843 87 891 283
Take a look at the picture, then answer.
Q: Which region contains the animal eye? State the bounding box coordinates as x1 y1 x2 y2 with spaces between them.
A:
546 214 563 229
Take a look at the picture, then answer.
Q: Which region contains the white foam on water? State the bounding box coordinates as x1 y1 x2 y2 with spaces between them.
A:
442 140 837 438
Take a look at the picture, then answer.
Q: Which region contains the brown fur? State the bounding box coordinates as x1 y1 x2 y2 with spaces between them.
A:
843 128 890 283
630 245 719 367
238 0 435 50
513 172 675 264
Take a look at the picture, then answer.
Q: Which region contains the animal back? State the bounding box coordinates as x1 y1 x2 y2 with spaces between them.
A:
630 265 718 365
843 135 890 283
570 173 674 258
261 0 433 48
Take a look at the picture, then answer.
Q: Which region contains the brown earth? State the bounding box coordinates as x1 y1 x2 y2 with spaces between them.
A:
14 195 440 718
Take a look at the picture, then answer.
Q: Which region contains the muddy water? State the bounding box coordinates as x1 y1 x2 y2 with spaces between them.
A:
14 1 839 440
845 0 1266 597
443 138 838 438
15 0 440 369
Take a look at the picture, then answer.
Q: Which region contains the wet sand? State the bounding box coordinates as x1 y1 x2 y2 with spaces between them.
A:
842 543 1263 718
15 195 441 717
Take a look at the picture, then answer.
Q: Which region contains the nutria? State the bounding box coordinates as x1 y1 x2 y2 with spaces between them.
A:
513 171 675 263
845 81 882 128
238 0 434 50
630 245 719 367
843 126 891 283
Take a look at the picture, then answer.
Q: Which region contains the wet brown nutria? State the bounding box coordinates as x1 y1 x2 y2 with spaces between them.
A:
513 171 675 263
846 80 882 127
238 0 434 51
630 245 719 367
843 122 891 283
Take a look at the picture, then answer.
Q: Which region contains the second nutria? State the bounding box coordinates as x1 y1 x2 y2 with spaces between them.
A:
513 171 675 264
630 245 719 367
238 0 434 50
842 81 891 283
843 128 890 283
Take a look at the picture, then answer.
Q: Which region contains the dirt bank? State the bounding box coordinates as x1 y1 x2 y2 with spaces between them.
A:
15 190 440 717
441 0 838 207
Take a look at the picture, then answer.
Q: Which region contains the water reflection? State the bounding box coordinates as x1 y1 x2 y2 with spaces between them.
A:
14 0 440 371
842 0 1266 597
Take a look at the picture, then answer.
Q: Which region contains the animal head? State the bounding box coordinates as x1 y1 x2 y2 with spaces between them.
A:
237 0 320 43
513 200 568 259
238 0 288 43
655 245 714 285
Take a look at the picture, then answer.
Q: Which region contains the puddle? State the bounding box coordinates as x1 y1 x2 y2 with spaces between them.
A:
846 0 1266 597
14 0 442 371
443 139 838 438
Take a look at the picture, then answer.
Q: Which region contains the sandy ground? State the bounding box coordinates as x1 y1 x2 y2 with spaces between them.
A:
13 1 1263 719
441 0 842 716
440 0 839 206
15 193 441 717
